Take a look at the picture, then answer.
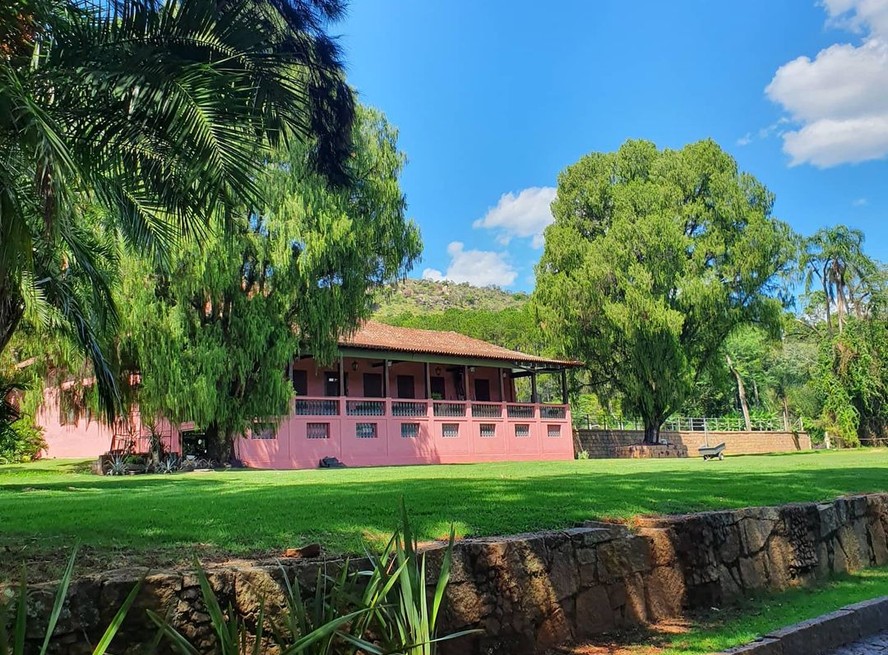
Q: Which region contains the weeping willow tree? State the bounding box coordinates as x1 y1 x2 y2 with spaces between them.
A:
118 106 421 459
534 139 793 444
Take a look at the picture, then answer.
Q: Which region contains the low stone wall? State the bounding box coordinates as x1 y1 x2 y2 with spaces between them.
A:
576 429 812 458
12 494 887 654
612 444 689 458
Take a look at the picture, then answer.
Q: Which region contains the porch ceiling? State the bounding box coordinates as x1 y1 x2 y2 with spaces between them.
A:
334 348 575 372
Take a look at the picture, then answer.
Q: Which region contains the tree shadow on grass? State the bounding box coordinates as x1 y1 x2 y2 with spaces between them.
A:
2 460 888 573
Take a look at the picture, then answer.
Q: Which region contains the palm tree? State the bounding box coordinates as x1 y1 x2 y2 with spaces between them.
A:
0 0 355 416
801 226 878 334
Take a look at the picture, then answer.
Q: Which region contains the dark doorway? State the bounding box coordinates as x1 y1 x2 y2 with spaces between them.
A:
363 373 384 398
397 375 415 399
430 376 446 400
474 378 491 402
292 369 308 396
181 430 208 458
324 372 339 397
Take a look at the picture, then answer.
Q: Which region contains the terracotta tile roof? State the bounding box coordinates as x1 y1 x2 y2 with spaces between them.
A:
338 321 581 368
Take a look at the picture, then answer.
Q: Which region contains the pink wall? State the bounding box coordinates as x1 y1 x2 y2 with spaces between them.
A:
237 398 574 469
36 357 564 468
38 389 183 459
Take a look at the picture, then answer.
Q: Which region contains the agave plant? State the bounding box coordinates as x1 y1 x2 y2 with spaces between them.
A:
0 546 143 655
154 454 179 475
103 454 127 476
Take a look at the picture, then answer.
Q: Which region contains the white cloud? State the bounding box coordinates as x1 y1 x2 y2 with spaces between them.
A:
421 241 517 287
736 120 790 147
853 197 869 206
766 0 888 167
472 186 556 248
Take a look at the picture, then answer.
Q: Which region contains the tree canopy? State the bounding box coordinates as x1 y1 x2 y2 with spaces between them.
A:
534 139 793 442
118 106 421 458
0 0 355 416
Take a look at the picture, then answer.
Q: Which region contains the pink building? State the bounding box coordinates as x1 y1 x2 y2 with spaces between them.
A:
39 322 579 468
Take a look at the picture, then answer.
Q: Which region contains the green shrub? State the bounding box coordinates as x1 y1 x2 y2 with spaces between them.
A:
0 379 46 464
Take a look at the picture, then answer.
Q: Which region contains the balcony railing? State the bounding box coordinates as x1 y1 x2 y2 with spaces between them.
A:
507 404 535 419
392 400 428 417
289 397 571 422
540 405 567 420
434 401 466 417
347 400 386 416
294 399 339 415
471 402 502 418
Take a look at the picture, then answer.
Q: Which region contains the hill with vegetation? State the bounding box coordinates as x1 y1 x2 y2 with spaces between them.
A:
371 279 541 353
372 279 527 318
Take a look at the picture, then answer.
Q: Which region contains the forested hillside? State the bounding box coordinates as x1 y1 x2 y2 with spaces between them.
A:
372 279 527 318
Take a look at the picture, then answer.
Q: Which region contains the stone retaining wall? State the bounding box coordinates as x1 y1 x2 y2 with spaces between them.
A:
576 429 812 458
12 494 887 654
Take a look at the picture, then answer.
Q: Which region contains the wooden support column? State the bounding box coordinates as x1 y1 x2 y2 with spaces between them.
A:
424 362 431 399
383 359 390 398
498 367 505 403
561 368 568 405
464 365 470 403
338 357 345 397
531 372 538 404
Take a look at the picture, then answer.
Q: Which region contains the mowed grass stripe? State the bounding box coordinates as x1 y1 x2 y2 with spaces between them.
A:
1 449 886 573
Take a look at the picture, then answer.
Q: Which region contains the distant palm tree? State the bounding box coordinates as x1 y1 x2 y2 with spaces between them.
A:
0 0 355 416
801 225 878 334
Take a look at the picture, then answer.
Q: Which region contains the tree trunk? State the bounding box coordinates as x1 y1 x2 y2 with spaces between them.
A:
823 274 833 333
782 395 791 432
726 355 752 432
0 280 25 356
205 422 234 463
836 285 846 333
643 420 660 444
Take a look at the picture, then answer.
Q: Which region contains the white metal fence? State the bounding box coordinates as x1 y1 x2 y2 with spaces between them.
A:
574 415 804 433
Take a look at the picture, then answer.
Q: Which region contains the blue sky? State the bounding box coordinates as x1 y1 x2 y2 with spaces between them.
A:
338 0 888 291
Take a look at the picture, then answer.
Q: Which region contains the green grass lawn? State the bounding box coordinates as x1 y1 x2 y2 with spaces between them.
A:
563 566 888 654
2 449 888 580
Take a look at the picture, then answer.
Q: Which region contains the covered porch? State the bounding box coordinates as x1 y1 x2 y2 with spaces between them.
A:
237 322 579 469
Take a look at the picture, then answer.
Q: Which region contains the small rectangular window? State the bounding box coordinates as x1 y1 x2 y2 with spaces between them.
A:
547 424 562 438
292 369 308 396
397 375 415 399
480 423 496 438
363 373 384 398
515 424 530 438
401 423 420 438
307 423 330 439
356 423 378 439
251 423 276 440
442 423 459 438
